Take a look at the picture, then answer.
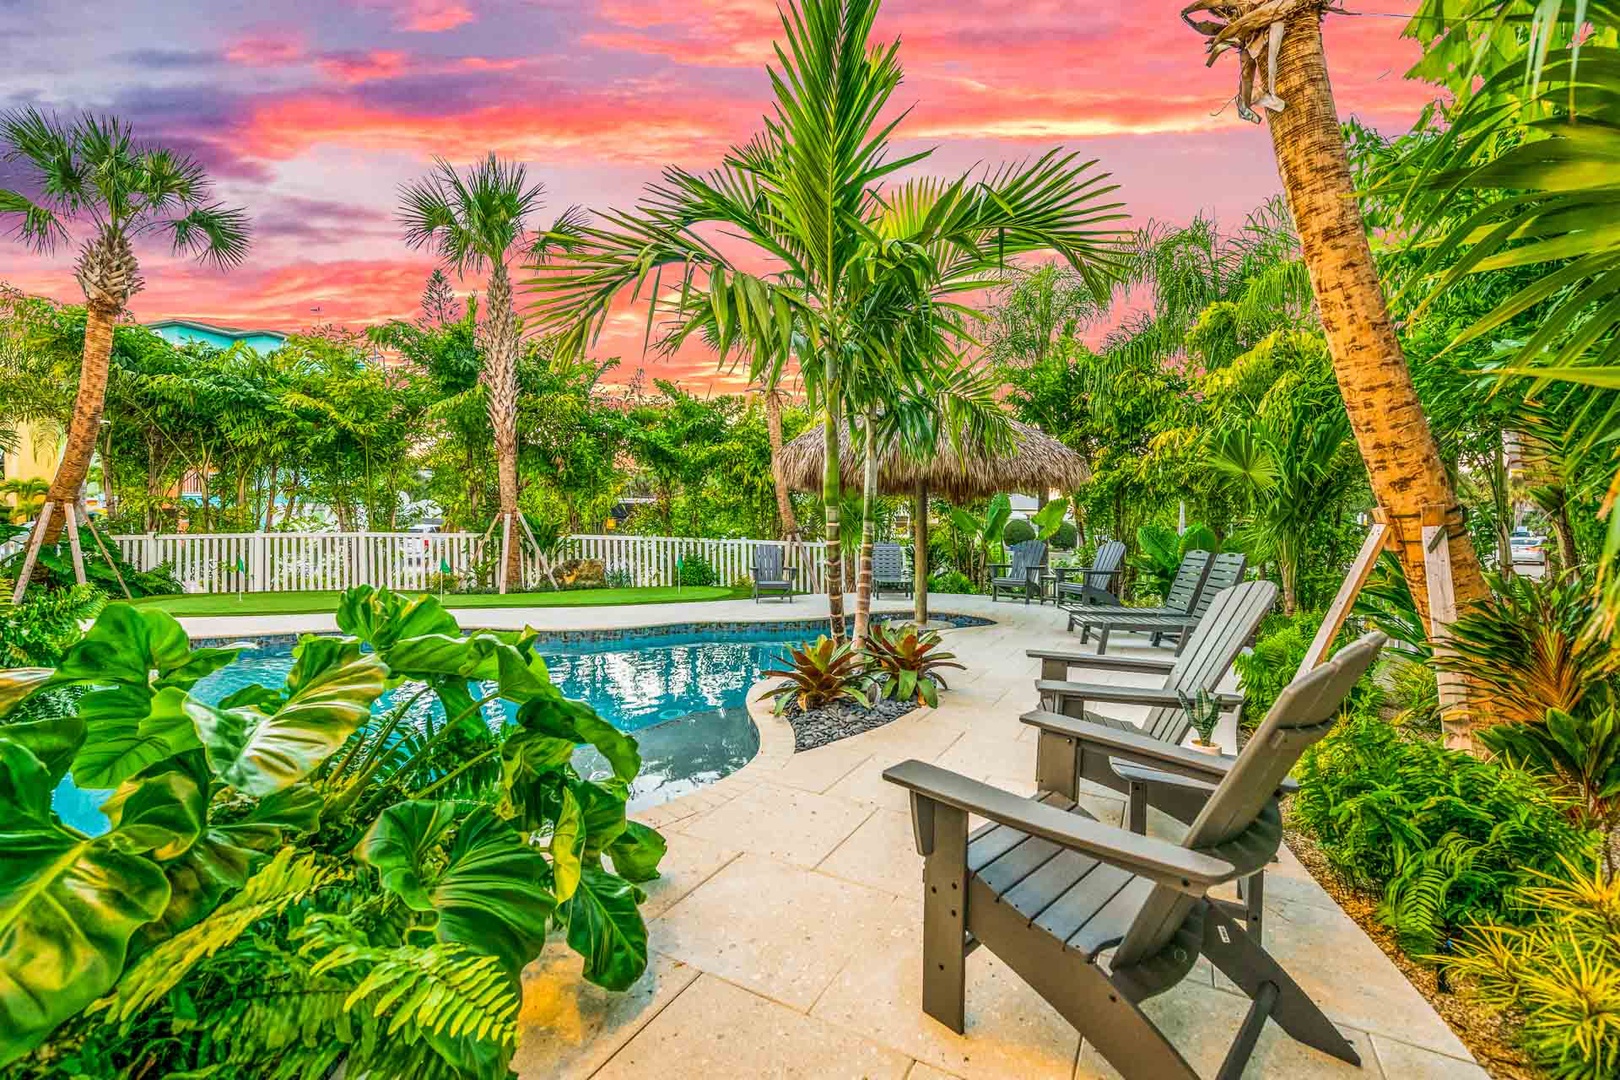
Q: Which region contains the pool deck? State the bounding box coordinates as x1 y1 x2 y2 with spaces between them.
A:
189 594 1485 1079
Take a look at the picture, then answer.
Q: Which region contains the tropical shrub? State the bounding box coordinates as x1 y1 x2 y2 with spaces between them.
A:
0 586 665 1077
0 582 102 666
674 550 718 588
1002 517 1036 546
1049 520 1078 550
1232 611 1323 726
1350 550 1428 655
1448 862 1620 1080
1387 655 1441 732
927 569 976 595
761 636 871 715
1482 707 1620 874
1132 522 1218 601
0 524 180 598
1294 711 1595 954
863 622 964 708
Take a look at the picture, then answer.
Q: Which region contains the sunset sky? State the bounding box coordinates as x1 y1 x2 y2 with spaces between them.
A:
0 1 1431 390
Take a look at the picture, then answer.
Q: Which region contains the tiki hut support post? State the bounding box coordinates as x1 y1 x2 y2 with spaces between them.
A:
913 481 929 626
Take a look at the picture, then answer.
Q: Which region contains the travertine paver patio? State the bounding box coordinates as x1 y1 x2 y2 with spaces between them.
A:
175 593 1488 1079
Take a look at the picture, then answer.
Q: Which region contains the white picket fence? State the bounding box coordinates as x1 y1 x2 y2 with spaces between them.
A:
110 530 827 595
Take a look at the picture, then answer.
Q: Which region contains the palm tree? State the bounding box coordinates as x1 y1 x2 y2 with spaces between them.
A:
0 109 248 595
527 0 1125 641
0 478 48 524
1185 7 1490 745
398 154 582 591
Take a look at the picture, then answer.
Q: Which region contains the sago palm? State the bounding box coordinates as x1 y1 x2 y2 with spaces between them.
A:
0 109 248 596
398 153 582 591
526 0 1125 640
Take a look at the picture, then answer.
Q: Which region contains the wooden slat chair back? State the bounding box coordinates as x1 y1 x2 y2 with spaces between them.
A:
1112 633 1384 975
990 539 1049 603
1084 539 1127 596
751 543 795 601
871 541 911 596
1188 551 1247 619
1161 550 1213 614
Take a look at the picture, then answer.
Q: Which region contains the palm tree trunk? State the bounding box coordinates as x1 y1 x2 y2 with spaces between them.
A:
482 261 523 591
822 402 845 643
913 481 929 626
766 387 800 540
1266 9 1489 746
853 414 877 646
38 297 117 546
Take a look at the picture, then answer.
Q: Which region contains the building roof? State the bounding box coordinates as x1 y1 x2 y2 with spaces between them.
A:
147 318 288 342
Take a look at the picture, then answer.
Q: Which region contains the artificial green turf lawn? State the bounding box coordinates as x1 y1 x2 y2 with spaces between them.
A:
131 584 750 617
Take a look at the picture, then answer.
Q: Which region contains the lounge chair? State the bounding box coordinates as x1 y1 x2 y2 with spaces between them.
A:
990 539 1048 604
1052 539 1126 607
882 632 1383 1080
1068 551 1248 654
751 544 796 602
872 541 912 598
1029 579 1280 934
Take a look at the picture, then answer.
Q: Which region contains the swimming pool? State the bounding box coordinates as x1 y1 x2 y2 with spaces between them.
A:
53 614 990 831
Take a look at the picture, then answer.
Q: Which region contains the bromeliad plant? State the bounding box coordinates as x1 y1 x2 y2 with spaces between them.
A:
761 635 872 715
0 585 665 1079
862 621 964 708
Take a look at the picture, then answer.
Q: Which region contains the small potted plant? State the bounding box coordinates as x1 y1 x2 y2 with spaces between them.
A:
1177 688 1225 754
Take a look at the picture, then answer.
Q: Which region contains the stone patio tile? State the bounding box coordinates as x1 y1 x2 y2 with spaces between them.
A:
811 897 1081 1080
817 808 922 897
636 831 741 921
679 782 873 867
764 742 876 793
1212 896 1471 1059
824 756 917 812
851 715 966 761
1075 979 1382 1079
651 853 900 1010
932 734 1036 783
905 1063 965 1080
595 973 912 1080
514 944 699 1079
1370 1036 1489 1078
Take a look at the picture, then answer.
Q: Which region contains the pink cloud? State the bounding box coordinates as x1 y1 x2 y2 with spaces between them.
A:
318 50 410 84
357 0 476 33
224 32 304 66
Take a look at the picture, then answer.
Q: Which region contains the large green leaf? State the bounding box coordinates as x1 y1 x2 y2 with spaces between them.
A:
191 637 386 795
73 685 202 790
607 821 667 884
98 765 205 861
516 693 640 783
550 786 586 903
0 739 171 1066
54 604 238 691
562 865 648 991
359 801 555 979
336 585 461 652
0 709 84 784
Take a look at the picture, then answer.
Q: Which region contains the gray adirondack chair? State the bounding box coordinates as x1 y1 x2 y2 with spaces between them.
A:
751 544 796 602
1053 539 1127 607
872 541 912 598
990 539 1048 604
1029 580 1279 933
882 632 1384 1080
1070 551 1248 654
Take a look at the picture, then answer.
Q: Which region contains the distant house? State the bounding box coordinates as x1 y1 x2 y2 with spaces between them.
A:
147 318 288 353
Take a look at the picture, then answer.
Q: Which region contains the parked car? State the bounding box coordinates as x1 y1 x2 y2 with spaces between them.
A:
1510 527 1546 565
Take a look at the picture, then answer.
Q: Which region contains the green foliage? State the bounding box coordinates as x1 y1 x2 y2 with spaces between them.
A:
927 569 976 595
0 587 665 1076
1294 711 1596 954
1049 520 1078 550
1002 517 1036 546
1388 656 1441 733
1448 861 1620 1080
1232 612 1322 726
863 622 964 708
674 550 718 588
0 583 102 667
1482 708 1620 849
762 636 872 715
1132 522 1218 601
1176 688 1223 745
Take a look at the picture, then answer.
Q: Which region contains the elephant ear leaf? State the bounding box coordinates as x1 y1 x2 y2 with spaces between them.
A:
516 693 640 784
0 739 171 1068
359 801 554 979
562 865 648 991
73 686 202 790
550 786 586 903
54 605 238 691
192 638 386 796
336 586 460 651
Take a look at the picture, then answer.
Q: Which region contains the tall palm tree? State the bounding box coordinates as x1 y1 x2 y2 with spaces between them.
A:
527 0 1125 640
0 109 248 595
1184 5 1490 746
398 154 581 591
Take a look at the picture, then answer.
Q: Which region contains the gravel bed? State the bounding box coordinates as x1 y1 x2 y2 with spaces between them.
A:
780 695 916 751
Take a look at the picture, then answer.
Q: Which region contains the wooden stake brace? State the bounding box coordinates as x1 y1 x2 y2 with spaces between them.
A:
1294 516 1388 679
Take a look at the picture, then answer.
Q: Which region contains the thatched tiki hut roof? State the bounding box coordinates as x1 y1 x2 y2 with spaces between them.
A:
778 419 1090 502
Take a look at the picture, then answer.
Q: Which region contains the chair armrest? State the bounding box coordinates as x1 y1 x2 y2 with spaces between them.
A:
988 562 1010 573
784 566 798 579
1035 680 1244 711
1026 649 1177 675
1053 565 1122 582
1021 708 1253 786
883 760 1234 891
1112 759 1299 796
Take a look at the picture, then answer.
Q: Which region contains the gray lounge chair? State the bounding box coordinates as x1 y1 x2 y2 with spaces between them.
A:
1053 539 1127 607
751 544 796 602
883 632 1383 1080
990 539 1048 604
1029 579 1280 934
1069 551 1248 654
872 541 912 598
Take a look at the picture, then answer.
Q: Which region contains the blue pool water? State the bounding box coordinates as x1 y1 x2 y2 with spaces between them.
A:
53 615 990 833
